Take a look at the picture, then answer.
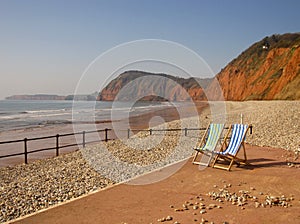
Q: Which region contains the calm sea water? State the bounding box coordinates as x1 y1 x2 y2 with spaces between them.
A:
0 100 172 132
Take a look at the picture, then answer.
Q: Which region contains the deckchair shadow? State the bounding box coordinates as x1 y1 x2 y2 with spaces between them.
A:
212 124 250 171
192 123 224 166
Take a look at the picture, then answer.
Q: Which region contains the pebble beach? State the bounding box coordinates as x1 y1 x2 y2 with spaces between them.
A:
0 101 299 223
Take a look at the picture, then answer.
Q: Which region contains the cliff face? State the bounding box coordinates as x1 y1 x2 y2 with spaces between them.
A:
99 33 300 101
207 33 300 100
98 71 211 101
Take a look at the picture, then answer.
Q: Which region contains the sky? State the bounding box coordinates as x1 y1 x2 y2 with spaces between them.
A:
0 0 299 99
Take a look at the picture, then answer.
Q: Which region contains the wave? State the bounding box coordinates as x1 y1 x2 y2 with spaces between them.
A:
0 100 178 132
0 111 72 120
0 112 10 115
38 120 73 125
25 109 68 114
96 103 171 112
0 115 21 121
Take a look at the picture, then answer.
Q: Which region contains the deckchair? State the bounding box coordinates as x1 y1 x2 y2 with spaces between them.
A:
192 123 224 166
212 124 250 171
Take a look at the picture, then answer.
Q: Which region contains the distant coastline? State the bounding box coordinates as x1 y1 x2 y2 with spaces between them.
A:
5 93 98 101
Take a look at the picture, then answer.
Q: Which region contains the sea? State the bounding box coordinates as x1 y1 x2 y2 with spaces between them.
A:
0 100 174 132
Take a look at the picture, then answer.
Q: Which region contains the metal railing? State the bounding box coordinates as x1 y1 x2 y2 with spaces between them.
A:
0 128 111 164
0 125 252 165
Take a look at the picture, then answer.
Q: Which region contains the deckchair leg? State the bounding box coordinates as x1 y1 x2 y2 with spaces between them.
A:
192 124 210 165
234 143 250 166
212 154 232 171
192 151 200 164
211 153 219 168
193 150 214 166
227 159 235 171
242 142 247 162
207 153 215 166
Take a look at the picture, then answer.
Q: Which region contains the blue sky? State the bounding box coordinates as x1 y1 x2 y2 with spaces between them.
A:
0 0 299 99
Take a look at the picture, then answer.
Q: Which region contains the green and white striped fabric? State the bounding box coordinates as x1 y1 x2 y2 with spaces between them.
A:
196 123 224 152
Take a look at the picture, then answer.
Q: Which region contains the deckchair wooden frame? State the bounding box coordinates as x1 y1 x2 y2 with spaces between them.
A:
192 123 224 166
192 124 210 165
212 124 250 171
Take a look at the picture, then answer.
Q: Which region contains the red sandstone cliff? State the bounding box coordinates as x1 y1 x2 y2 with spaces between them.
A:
98 71 210 101
206 33 300 100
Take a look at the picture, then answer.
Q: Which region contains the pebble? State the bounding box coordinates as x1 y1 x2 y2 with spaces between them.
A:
182 204 189 210
200 209 206 214
208 183 295 210
157 215 173 222
225 101 300 152
157 216 173 222
0 151 114 223
157 218 165 222
201 217 207 222
208 204 217 209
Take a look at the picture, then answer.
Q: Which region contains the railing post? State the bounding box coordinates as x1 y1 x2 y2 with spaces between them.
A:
127 129 130 139
184 128 187 136
24 138 28 164
82 131 86 148
105 128 108 142
56 134 59 156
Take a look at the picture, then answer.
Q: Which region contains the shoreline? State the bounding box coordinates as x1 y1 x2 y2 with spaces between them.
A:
0 101 207 167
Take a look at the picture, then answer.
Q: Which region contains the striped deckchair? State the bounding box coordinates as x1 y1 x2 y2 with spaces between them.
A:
212 124 250 171
192 123 224 166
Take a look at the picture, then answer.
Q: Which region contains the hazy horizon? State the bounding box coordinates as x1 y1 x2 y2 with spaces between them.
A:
1 0 300 100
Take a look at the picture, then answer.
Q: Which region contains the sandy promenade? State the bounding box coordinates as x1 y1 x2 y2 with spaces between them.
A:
0 100 299 223
10 146 300 224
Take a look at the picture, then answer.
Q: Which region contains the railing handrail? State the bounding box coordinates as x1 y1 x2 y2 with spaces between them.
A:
0 125 252 165
0 128 112 164
0 127 203 146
